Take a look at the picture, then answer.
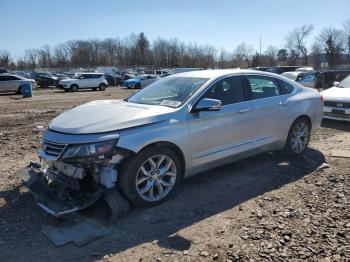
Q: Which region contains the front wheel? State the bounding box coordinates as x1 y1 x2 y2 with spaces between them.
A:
119 147 181 206
70 84 79 92
284 118 311 156
135 83 141 89
99 83 107 91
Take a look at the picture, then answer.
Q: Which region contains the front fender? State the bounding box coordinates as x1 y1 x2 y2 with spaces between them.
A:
117 118 192 173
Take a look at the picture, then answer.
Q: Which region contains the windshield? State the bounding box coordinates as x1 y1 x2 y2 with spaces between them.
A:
282 72 298 81
339 75 350 88
127 77 209 107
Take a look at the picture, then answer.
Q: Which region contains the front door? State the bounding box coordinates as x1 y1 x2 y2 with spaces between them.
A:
188 75 255 169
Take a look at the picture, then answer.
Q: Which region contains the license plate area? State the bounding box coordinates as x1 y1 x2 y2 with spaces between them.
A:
332 109 346 115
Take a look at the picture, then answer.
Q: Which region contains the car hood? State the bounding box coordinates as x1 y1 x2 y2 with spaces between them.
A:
49 100 175 134
321 87 350 100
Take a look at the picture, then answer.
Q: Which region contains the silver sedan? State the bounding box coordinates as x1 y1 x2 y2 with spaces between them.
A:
0 73 36 93
27 69 323 216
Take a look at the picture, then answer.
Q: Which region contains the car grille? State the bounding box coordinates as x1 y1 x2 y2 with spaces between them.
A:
324 112 350 118
41 140 67 159
324 101 350 108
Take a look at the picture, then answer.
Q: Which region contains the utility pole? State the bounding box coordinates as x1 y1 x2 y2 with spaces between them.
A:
259 34 262 66
259 34 262 56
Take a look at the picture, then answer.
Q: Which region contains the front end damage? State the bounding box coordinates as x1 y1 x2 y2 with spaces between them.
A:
18 139 132 218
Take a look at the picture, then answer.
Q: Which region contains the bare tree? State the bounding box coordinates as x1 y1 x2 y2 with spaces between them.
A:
37 45 52 68
285 24 314 65
310 41 323 69
318 27 345 69
277 49 288 65
234 43 254 68
265 45 278 66
24 48 37 69
0 50 11 67
343 19 350 62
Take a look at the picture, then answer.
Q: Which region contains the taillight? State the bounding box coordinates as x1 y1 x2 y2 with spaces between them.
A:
320 95 324 103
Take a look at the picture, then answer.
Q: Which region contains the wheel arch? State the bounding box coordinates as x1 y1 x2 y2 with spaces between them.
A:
18 85 24 93
293 114 312 129
137 141 186 178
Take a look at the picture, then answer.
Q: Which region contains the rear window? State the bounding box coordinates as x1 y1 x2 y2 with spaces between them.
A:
278 80 295 95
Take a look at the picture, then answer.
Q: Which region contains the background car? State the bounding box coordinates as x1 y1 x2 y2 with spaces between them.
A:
155 69 173 77
58 73 108 92
269 66 306 74
321 75 350 121
281 71 316 88
123 74 160 89
105 74 123 86
0 73 36 94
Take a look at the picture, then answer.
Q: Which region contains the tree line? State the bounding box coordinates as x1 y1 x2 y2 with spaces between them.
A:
0 19 349 71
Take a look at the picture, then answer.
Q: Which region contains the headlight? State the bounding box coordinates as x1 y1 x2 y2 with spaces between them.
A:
62 140 117 159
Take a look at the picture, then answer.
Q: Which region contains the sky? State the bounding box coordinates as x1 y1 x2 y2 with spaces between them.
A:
1 0 350 58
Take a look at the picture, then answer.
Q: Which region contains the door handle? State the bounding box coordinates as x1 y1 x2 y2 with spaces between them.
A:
237 108 250 113
279 101 288 106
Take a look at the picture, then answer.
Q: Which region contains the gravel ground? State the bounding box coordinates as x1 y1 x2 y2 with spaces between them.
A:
0 88 349 262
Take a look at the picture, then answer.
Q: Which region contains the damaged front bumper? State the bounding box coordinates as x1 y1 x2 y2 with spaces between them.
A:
17 163 104 217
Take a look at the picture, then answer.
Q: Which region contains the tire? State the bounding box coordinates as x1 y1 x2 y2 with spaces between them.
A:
99 83 107 91
119 146 182 206
284 117 311 156
70 84 79 92
18 85 24 94
135 83 141 89
64 89 70 92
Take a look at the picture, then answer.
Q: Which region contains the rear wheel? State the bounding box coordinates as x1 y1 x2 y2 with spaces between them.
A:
284 118 311 156
119 147 181 206
135 83 141 89
18 85 24 94
70 84 79 92
99 83 107 91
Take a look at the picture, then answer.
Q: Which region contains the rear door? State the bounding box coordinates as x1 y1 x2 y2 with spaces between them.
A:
91 74 103 87
0 75 7 92
79 74 91 88
244 74 291 148
188 75 255 168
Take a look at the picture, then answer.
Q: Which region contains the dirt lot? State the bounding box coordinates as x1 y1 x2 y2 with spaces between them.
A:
0 88 349 262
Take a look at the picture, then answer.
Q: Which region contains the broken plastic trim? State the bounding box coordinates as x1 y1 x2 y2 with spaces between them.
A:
17 163 103 217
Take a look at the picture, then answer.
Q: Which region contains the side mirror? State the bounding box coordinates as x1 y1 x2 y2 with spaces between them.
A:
191 98 222 113
333 81 340 87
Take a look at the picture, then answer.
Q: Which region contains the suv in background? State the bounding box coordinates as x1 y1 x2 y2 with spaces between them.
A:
58 73 108 92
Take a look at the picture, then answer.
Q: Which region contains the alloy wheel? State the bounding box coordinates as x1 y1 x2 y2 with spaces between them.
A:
290 122 309 154
135 154 177 202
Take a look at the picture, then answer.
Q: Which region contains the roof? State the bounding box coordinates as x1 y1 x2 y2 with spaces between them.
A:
76 72 104 75
0 73 27 79
169 69 279 79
